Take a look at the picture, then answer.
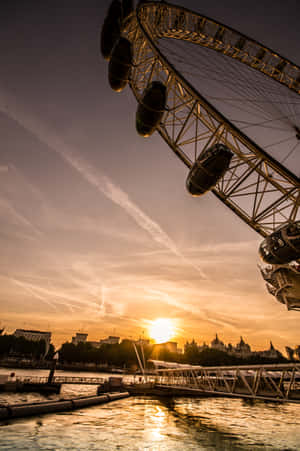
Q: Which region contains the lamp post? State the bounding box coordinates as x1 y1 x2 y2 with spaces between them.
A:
47 351 59 384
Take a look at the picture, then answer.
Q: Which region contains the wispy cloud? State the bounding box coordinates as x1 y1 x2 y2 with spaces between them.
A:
0 85 206 278
146 288 241 332
0 163 45 238
0 195 42 237
11 278 59 312
9 276 100 314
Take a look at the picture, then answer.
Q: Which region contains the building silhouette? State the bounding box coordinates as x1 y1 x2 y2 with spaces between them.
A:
185 334 286 360
13 329 51 357
72 333 88 345
71 332 120 347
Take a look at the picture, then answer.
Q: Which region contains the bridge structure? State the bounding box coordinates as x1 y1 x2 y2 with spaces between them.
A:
150 362 300 403
13 375 106 386
9 363 300 403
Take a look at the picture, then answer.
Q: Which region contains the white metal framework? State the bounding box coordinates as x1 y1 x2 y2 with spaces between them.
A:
123 1 300 238
152 362 300 403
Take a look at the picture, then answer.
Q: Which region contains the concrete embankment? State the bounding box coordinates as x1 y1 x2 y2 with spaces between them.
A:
0 392 130 421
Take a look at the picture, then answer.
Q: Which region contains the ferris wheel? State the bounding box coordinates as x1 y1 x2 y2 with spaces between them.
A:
101 0 300 311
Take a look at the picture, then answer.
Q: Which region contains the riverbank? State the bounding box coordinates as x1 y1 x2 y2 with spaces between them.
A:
0 360 134 374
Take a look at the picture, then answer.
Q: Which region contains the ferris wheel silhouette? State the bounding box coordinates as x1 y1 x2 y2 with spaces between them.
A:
101 0 300 310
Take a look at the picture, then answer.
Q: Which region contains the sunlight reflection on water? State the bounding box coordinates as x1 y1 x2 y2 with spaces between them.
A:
0 396 299 450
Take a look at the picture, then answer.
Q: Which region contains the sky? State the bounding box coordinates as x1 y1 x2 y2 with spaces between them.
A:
0 0 299 351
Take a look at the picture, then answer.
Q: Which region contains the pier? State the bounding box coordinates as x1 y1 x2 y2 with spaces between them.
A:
149 362 300 403
0 375 107 394
10 375 106 385
1 363 300 403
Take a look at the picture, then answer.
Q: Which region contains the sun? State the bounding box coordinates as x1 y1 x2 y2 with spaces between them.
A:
148 318 175 344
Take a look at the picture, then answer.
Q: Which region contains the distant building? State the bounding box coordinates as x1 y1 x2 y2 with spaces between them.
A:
13 329 51 356
257 341 282 359
99 336 120 346
154 341 178 354
87 341 101 349
231 336 252 358
198 341 209 352
285 346 295 360
135 338 150 347
72 333 88 345
165 342 178 353
184 334 284 361
211 334 226 352
184 339 198 354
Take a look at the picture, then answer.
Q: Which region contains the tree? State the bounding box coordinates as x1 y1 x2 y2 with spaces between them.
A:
0 334 47 359
285 346 295 361
184 340 200 364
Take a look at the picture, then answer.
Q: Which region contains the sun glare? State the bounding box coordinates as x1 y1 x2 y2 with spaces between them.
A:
148 318 175 344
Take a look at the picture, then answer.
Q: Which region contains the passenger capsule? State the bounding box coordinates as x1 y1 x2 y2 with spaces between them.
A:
186 143 233 196
259 221 300 265
109 38 132 92
136 81 167 137
107 0 123 18
122 0 134 19
260 264 300 311
100 0 122 60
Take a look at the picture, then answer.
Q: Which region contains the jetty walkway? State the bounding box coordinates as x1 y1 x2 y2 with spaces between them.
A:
13 375 106 385
150 362 300 403
2 362 300 403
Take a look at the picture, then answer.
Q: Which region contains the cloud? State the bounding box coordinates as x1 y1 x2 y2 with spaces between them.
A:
0 164 46 239
0 195 42 237
9 276 100 314
188 240 260 256
6 165 45 201
0 85 206 279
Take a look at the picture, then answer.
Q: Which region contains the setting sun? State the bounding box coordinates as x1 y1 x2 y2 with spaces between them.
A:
148 318 175 344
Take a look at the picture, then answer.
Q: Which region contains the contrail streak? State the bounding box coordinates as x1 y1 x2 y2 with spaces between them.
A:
147 289 239 331
0 86 206 278
11 278 59 311
10 277 101 314
0 196 42 237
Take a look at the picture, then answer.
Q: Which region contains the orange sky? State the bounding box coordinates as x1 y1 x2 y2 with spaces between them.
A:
0 0 299 354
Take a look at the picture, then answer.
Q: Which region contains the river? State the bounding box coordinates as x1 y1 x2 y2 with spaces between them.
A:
0 368 299 450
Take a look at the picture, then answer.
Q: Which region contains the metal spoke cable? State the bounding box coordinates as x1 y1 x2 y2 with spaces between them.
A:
157 35 300 169
159 37 300 125
159 38 296 126
281 142 300 165
159 40 276 122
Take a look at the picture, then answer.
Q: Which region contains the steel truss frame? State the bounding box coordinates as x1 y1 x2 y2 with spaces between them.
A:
123 2 300 237
154 363 300 402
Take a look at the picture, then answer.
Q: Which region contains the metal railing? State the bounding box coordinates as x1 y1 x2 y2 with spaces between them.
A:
13 376 106 385
153 363 300 402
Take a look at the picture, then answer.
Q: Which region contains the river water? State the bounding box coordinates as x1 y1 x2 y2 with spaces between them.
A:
0 368 299 450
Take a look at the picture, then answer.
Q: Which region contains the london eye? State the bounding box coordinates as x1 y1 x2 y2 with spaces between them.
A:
101 0 300 311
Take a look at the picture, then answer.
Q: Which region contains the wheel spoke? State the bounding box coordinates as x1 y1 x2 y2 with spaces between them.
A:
122 2 300 238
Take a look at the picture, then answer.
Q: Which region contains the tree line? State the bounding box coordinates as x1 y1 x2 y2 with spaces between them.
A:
0 334 296 368
0 334 54 360
58 339 290 369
